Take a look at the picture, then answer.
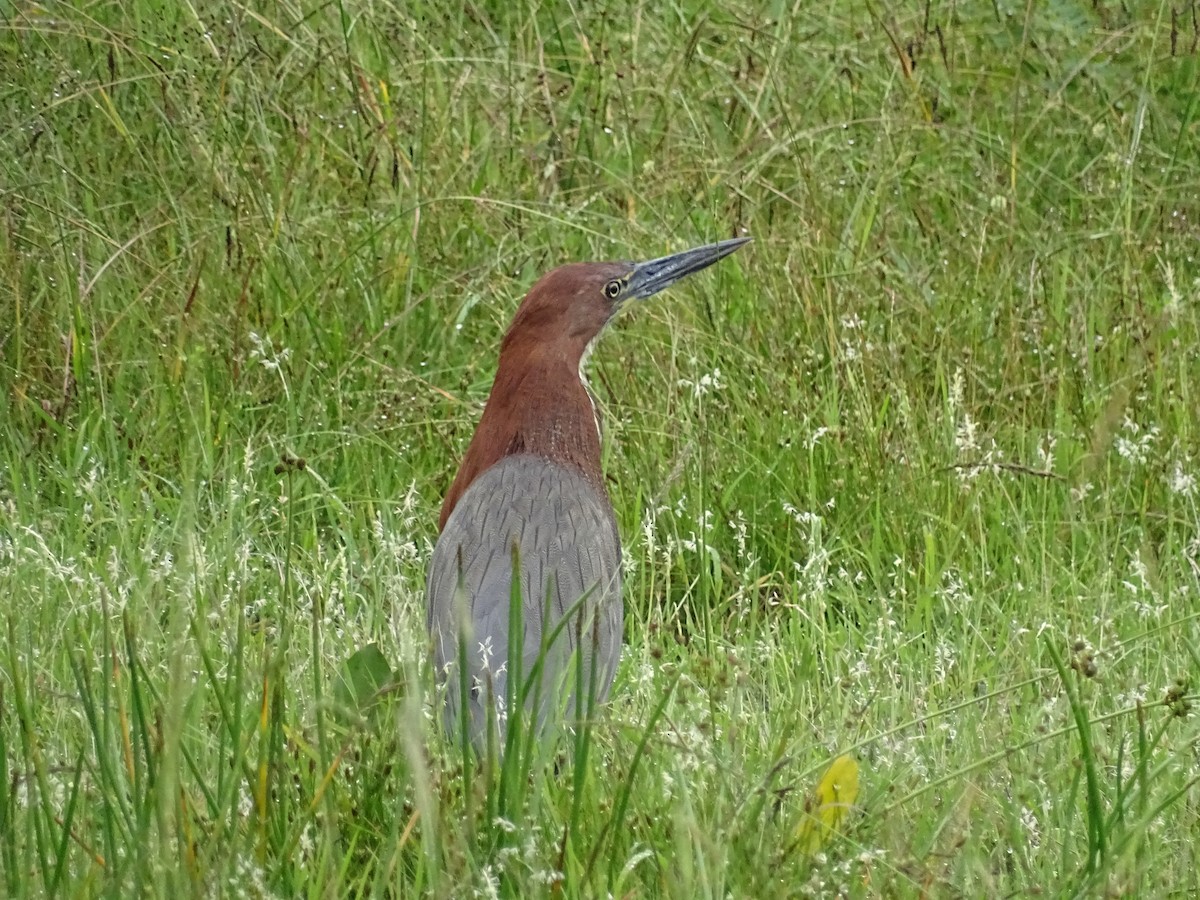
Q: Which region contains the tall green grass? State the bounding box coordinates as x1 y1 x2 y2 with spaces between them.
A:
2 0 1198 895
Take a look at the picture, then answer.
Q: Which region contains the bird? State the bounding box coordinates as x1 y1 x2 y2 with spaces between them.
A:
426 236 751 755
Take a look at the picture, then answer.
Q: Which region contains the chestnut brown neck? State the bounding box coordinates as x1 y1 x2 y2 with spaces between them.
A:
437 338 604 531
435 240 751 532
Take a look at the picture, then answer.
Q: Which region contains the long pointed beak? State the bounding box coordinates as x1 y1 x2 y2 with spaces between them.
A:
625 236 751 301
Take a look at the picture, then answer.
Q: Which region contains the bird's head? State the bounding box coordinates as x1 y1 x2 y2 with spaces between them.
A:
501 237 751 364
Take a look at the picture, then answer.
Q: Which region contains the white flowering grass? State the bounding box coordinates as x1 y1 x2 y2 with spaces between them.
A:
3 2 1200 898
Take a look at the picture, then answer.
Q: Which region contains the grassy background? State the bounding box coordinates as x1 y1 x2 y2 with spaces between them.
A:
3 0 1199 895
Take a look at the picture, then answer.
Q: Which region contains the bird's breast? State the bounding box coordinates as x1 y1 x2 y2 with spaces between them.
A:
425 453 624 743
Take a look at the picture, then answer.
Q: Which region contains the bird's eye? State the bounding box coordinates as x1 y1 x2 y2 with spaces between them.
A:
604 280 623 300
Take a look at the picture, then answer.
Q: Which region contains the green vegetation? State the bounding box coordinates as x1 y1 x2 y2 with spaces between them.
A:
3 0 1198 895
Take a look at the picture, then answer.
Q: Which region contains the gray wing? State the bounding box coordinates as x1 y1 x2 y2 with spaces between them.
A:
426 454 623 751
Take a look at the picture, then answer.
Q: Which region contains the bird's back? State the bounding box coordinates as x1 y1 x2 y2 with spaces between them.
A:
426 453 623 752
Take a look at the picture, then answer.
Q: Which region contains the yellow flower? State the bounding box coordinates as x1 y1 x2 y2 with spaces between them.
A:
796 755 859 855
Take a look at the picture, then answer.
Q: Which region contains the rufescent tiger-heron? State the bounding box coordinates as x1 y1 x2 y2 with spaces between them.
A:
426 236 751 753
